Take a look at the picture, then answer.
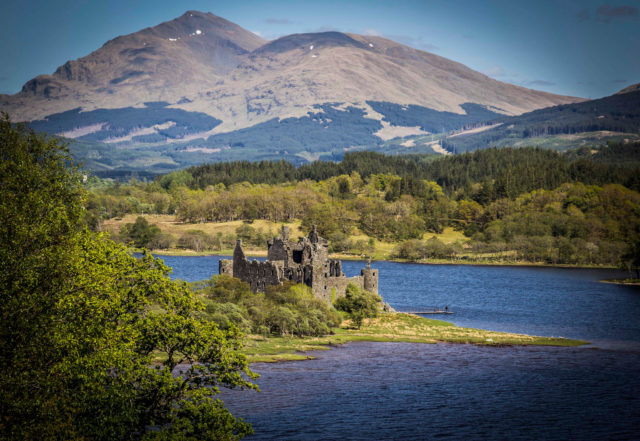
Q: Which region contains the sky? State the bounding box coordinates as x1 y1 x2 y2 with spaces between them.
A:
1 0 639 99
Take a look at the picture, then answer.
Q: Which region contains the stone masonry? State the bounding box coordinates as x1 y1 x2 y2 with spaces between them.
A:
219 225 379 302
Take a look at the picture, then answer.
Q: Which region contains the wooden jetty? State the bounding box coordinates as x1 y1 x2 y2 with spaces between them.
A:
400 308 453 315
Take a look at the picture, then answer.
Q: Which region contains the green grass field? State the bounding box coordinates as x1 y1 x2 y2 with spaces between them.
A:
102 215 466 259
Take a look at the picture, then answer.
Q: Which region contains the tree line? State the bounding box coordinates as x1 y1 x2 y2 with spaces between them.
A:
86 146 640 268
181 145 640 198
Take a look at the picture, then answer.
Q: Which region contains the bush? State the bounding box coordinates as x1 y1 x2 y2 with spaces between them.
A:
119 216 161 248
196 277 340 337
334 283 381 328
235 223 271 247
392 239 426 260
148 231 175 249
177 230 215 251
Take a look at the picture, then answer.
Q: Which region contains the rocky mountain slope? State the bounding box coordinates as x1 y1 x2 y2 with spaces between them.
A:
0 10 587 173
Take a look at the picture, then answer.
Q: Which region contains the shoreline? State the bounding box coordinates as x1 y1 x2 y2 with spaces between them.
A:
242 313 588 363
600 278 640 286
147 248 618 271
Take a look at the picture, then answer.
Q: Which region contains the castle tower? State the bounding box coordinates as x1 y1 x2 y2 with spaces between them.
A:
361 260 379 294
309 224 319 243
233 239 246 277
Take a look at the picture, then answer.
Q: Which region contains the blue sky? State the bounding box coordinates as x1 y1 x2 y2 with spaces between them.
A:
1 0 638 99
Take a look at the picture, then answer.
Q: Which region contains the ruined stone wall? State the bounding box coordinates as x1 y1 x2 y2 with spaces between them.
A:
267 237 290 263
219 259 233 276
317 275 365 302
217 227 380 301
239 259 282 293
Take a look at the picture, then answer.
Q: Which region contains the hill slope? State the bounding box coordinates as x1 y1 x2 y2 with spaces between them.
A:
440 89 640 152
0 11 584 173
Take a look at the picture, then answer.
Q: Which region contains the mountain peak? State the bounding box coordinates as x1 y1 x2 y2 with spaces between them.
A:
253 32 367 55
3 11 579 129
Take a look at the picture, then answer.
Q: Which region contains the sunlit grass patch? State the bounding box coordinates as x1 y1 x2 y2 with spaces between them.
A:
242 313 587 363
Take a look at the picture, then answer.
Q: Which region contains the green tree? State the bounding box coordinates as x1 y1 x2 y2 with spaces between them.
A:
120 215 162 248
621 239 640 278
0 115 256 440
334 283 381 329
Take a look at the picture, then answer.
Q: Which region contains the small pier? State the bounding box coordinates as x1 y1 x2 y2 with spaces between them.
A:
400 308 453 315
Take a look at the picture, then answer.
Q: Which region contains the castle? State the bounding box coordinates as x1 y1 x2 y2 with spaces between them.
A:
219 225 378 302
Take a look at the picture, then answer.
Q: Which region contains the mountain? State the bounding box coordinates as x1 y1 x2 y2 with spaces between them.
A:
0 11 583 174
616 82 640 95
1 11 265 122
436 89 640 153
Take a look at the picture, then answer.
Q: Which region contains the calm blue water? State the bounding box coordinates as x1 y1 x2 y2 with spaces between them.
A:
158 255 640 349
157 255 640 440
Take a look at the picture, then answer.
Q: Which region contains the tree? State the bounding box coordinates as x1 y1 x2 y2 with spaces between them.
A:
621 239 640 278
120 215 162 248
0 114 256 440
334 284 381 329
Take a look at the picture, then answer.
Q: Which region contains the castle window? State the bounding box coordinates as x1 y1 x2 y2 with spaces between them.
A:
292 250 303 264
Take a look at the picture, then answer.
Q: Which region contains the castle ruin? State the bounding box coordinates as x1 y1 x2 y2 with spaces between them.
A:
219 225 378 302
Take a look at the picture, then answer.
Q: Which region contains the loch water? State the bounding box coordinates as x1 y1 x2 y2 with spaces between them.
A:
159 255 640 440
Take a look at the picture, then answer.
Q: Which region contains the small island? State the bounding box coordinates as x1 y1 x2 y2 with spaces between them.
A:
241 313 587 363
188 225 586 363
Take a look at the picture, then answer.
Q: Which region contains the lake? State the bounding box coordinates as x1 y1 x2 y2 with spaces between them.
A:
158 254 640 440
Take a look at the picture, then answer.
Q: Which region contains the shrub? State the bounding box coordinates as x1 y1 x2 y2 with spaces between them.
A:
177 230 215 252
119 216 161 248
334 283 381 328
148 231 175 249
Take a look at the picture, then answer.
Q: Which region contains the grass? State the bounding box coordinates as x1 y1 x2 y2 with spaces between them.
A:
103 215 304 239
242 313 587 363
601 278 640 286
102 215 466 260
104 215 616 268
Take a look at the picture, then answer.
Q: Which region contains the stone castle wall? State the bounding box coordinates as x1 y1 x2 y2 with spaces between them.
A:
218 226 378 302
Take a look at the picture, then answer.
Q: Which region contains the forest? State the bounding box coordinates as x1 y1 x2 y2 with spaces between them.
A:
29 101 222 141
442 90 640 152
86 144 640 269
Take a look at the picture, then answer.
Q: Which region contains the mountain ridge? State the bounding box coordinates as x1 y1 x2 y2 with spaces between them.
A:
1 10 580 125
0 11 600 174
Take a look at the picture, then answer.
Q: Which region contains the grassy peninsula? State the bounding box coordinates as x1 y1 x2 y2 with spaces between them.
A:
189 275 586 364
243 313 587 363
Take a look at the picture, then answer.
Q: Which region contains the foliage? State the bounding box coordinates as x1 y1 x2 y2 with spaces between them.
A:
29 103 221 142
0 115 255 440
235 223 273 247
181 147 640 197
85 147 640 265
120 215 162 248
334 283 382 329
621 239 640 278
177 230 217 252
366 101 501 133
392 237 460 261
196 276 341 337
443 90 640 152
566 141 640 167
